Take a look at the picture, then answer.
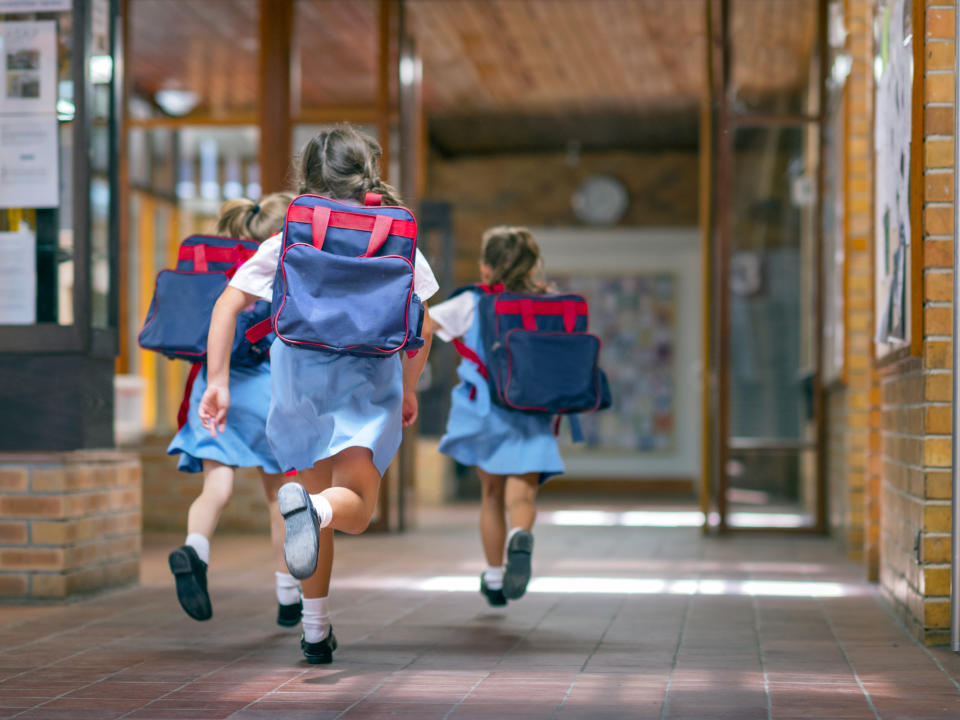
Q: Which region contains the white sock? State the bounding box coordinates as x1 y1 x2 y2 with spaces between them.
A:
301 596 331 643
507 527 525 544
185 533 210 565
309 493 333 529
484 566 504 590
275 571 301 605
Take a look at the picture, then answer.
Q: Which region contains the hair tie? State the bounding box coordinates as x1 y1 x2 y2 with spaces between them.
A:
245 204 260 232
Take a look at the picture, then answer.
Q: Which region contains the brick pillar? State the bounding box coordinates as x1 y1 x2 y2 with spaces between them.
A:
878 0 955 645
837 0 879 568
918 0 955 644
0 452 141 600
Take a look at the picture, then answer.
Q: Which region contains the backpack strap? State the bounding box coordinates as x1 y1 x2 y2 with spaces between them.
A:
177 363 203 430
192 245 208 273
553 414 585 443
244 317 274 344
449 282 504 299
452 338 488 380
179 242 256 270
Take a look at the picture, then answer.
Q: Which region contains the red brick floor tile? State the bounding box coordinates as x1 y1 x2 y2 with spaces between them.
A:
0 510 958 718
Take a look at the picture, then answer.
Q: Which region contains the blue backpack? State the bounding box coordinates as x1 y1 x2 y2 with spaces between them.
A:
138 235 275 366
452 284 611 436
271 192 425 356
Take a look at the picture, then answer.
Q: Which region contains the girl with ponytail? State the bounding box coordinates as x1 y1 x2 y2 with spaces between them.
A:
167 192 305 629
198 124 440 663
427 226 564 608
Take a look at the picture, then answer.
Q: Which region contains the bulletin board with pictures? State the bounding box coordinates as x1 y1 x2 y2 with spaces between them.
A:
873 0 921 361
533 228 702 481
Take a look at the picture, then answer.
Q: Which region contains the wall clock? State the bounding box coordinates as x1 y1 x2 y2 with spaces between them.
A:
571 174 629 225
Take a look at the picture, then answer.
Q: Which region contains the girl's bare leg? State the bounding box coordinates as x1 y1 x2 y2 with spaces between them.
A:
477 469 507 567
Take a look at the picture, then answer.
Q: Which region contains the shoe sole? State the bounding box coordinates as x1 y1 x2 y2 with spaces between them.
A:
277 614 302 627
278 483 320 580
503 531 533 600
168 549 212 621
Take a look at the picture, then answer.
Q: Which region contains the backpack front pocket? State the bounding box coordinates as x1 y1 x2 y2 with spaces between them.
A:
138 270 230 359
497 330 603 414
275 244 415 354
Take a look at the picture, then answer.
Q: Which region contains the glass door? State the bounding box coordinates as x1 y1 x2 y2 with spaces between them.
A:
707 0 826 531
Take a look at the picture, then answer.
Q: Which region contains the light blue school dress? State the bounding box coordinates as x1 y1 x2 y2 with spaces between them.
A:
266 339 404 476
167 362 282 474
437 302 564 483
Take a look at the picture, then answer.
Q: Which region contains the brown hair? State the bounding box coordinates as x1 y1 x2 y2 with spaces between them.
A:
295 124 401 206
215 192 292 243
481 226 548 294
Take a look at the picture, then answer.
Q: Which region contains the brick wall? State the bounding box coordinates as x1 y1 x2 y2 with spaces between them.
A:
425 150 699 285
0 451 141 600
139 434 273 533
878 0 954 645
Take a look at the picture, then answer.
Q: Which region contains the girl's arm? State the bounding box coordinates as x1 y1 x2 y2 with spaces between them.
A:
400 307 434 427
198 286 258 437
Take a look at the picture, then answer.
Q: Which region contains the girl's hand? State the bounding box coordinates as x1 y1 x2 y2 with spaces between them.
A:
401 391 419 427
198 382 230 437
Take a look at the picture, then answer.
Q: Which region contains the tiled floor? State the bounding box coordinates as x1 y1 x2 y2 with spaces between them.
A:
2 503 960 719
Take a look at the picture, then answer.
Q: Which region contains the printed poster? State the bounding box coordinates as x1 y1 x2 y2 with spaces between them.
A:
873 0 912 354
0 20 58 208
0 226 36 324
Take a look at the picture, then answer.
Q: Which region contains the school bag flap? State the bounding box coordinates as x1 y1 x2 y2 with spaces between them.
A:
496 330 604 414
138 270 229 359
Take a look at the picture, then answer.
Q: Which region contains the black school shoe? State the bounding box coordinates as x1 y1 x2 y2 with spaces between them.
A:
300 628 338 664
278 482 320 580
480 574 507 607
277 600 303 627
503 530 534 600
168 545 212 621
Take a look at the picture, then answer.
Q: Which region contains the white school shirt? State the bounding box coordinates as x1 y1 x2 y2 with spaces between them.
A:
229 232 440 303
429 292 476 342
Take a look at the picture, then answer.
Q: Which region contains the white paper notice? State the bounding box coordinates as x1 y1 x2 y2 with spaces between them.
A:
0 20 59 208
0 227 36 324
0 20 58 115
0 114 58 207
0 2 71 12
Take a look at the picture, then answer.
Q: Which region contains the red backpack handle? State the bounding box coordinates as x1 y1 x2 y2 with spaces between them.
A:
364 192 382 206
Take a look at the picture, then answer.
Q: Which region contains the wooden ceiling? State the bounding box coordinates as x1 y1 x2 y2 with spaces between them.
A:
129 0 818 152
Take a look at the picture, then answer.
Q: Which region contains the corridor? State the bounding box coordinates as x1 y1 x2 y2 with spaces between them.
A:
1 504 959 719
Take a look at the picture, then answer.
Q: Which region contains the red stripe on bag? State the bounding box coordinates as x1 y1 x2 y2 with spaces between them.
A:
286 204 416 239
177 363 203 430
494 299 588 317
179 244 256 266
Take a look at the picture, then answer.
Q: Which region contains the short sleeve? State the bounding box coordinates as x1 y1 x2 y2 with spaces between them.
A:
414 249 440 301
429 292 476 342
228 233 281 301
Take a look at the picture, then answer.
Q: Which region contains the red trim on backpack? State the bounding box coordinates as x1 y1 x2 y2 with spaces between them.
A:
478 283 505 294
286 204 417 240
177 363 203 430
452 338 488 380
